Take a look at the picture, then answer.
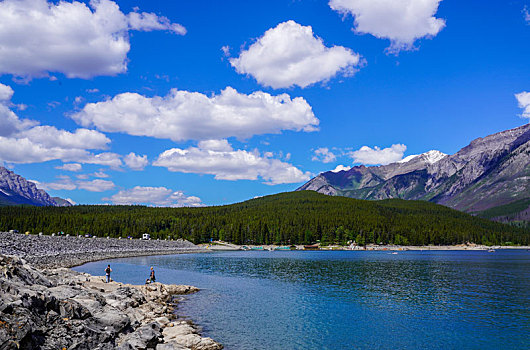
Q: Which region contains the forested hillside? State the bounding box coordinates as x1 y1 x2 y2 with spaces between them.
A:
0 191 528 246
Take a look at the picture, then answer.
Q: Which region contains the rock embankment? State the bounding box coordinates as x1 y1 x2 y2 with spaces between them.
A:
0 232 204 268
0 255 222 350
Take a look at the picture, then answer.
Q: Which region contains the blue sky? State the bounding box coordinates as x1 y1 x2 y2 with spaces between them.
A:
0 0 529 206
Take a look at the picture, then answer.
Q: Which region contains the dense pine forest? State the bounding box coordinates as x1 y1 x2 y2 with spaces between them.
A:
0 191 528 246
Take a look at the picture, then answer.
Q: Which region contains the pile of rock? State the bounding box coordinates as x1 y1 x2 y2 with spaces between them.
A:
0 255 222 349
0 232 203 268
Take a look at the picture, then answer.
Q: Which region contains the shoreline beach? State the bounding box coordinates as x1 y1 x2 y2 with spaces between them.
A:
201 241 530 251
0 231 208 268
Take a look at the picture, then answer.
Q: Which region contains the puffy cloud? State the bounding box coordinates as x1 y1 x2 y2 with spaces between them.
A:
104 186 203 207
0 0 185 79
153 140 311 185
0 83 14 101
515 92 530 120
127 11 186 34
93 171 109 178
350 144 407 165
124 152 148 170
312 147 337 163
0 134 122 167
55 163 82 172
0 128 119 166
0 104 37 137
37 177 115 192
0 84 37 136
76 170 108 179
331 164 351 173
524 6 530 23
221 45 231 57
0 137 85 164
18 126 109 150
197 139 233 152
230 20 361 89
77 179 115 192
0 86 122 167
72 87 318 142
329 0 445 53
35 177 77 191
81 152 122 168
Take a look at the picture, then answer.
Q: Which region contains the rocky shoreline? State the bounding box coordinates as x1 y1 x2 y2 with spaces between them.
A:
0 232 223 349
0 231 206 268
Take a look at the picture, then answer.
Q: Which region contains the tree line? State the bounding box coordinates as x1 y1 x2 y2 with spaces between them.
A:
0 191 528 246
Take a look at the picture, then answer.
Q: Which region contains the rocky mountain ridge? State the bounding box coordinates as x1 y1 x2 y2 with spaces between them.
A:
298 124 530 222
0 166 66 206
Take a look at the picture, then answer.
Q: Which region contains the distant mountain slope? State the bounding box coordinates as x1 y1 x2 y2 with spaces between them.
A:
51 197 74 207
0 167 57 206
298 124 530 223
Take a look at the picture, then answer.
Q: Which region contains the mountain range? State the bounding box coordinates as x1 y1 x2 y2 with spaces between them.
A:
0 166 71 207
1 124 528 222
298 124 530 223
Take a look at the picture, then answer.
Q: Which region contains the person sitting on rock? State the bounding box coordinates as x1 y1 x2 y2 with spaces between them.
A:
150 266 156 283
105 264 112 283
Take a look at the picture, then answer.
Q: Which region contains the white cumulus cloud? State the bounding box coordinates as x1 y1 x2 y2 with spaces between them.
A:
77 179 115 192
0 0 185 79
37 177 115 192
55 163 82 172
329 0 445 53
72 87 318 142
0 85 122 167
35 177 77 191
127 11 186 34
104 186 203 207
19 126 109 150
312 147 337 163
93 171 109 178
0 105 37 137
153 140 311 185
0 83 14 101
230 20 361 89
124 152 148 170
331 164 351 172
350 144 407 165
515 92 530 120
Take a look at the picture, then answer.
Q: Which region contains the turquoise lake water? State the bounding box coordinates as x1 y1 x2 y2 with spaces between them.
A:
74 250 530 350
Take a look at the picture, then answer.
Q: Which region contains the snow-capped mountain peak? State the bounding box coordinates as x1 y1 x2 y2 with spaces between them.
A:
398 150 447 165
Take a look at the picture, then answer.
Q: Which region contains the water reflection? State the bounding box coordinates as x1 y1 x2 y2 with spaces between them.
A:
75 250 530 350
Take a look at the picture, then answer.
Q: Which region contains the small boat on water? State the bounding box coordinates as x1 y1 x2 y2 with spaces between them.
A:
274 246 291 251
488 249 495 253
250 246 264 251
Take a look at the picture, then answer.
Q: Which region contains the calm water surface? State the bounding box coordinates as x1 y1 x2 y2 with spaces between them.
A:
74 250 530 349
